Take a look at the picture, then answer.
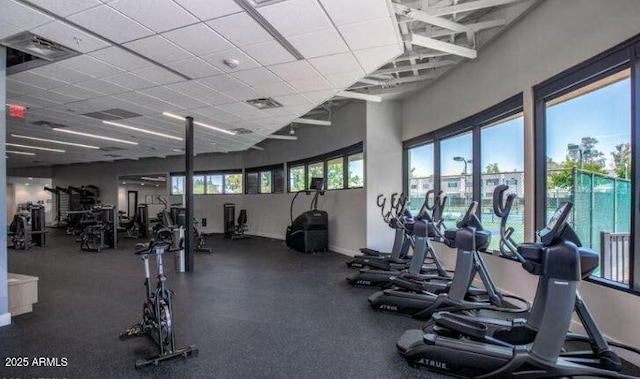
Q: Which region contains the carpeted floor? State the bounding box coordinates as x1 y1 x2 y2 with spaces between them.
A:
2 229 449 379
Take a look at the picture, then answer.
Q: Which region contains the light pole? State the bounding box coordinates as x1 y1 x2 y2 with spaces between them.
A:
453 156 472 205
567 143 584 170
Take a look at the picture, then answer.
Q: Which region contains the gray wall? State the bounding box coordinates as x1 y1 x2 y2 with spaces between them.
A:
365 101 403 252
401 0 640 350
52 101 367 254
6 166 52 178
0 46 8 325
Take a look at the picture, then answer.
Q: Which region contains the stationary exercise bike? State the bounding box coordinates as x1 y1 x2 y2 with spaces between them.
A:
120 240 198 369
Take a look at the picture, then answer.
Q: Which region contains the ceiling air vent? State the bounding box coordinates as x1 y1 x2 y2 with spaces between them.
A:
82 109 142 121
1 32 78 63
245 98 283 110
32 120 68 128
229 128 253 135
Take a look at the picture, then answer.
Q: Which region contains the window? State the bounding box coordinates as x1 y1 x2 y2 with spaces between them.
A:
407 143 434 214
260 171 272 193
246 172 259 194
308 161 324 187
440 132 472 213
348 152 364 188
193 175 205 195
289 165 305 192
273 167 285 193
542 69 631 286
481 114 525 249
171 176 185 195
206 175 223 194
224 173 243 194
326 157 344 190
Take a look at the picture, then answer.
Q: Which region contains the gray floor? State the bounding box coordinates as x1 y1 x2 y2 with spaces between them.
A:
2 230 449 379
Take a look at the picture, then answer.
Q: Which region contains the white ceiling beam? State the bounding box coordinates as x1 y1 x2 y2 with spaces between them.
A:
427 0 525 16
266 134 298 141
294 118 332 126
349 73 439 89
394 3 470 33
393 51 450 63
336 91 382 103
357 78 383 85
374 60 456 75
420 19 508 38
411 34 477 59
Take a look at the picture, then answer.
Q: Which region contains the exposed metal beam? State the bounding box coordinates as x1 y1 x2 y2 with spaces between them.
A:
266 134 298 140
394 3 470 33
411 34 477 59
357 78 383 85
419 19 508 38
336 91 382 102
427 0 525 16
393 51 450 63
349 73 438 90
373 60 456 75
293 118 332 126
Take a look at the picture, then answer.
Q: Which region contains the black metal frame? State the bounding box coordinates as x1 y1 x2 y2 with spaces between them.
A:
533 32 640 293
170 169 243 196
245 163 284 194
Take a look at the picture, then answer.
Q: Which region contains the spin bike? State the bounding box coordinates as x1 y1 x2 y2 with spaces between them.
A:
120 240 198 369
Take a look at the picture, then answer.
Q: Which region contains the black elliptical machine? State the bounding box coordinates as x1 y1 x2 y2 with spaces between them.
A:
286 177 328 253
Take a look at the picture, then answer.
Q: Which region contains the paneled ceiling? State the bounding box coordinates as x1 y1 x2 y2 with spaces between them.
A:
2 0 538 169
2 0 403 168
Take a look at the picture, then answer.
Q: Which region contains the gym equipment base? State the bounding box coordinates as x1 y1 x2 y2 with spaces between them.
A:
134 345 199 370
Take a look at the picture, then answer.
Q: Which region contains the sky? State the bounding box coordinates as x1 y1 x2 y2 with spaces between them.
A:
409 76 630 177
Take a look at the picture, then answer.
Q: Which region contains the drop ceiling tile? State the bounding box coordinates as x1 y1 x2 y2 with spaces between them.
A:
353 44 403 73
199 75 263 101
288 75 333 92
89 46 152 70
273 94 313 107
216 102 266 120
68 5 154 44
137 85 182 101
0 20 21 39
30 63 94 84
1 0 54 30
98 95 157 114
243 39 296 66
33 90 83 104
6 79 46 95
268 60 318 81
207 12 271 47
260 106 302 117
164 81 235 106
76 79 130 95
189 107 241 123
173 0 242 21
32 21 111 53
124 35 193 64
165 57 223 79
130 66 185 85
50 84 104 99
62 55 124 77
201 48 260 73
253 81 297 97
319 0 390 26
288 28 348 59
110 0 198 33
103 72 157 90
300 89 336 103
308 52 361 76
117 92 176 111
325 71 364 87
27 0 102 17
154 93 209 110
339 17 399 50
9 71 67 89
162 23 232 56
230 67 281 87
257 0 332 37
13 94 61 108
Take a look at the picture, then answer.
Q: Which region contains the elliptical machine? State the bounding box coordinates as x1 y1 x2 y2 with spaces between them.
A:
286 177 328 253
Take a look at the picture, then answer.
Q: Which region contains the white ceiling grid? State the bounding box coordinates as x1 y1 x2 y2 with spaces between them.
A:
2 0 404 168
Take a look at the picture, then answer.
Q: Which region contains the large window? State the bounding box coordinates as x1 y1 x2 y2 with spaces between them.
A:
308 161 324 187
245 164 284 194
407 143 434 214
170 171 242 195
224 173 243 194
541 69 632 287
327 157 344 190
206 175 223 194
348 152 364 188
481 114 525 249
171 176 185 195
440 132 472 218
193 175 205 195
260 171 272 193
289 165 306 192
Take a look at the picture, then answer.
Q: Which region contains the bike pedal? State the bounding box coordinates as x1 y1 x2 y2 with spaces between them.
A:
119 324 143 339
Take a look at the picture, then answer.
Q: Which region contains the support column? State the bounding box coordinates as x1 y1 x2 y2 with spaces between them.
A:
0 46 10 327
184 116 195 272
523 87 536 241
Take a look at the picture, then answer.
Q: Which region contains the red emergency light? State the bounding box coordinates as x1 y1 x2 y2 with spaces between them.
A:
8 104 26 118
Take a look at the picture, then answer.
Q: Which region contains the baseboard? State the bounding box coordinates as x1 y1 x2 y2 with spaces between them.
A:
329 245 358 257
0 312 11 327
247 232 285 240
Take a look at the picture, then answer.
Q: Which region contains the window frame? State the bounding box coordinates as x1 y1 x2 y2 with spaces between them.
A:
170 169 243 195
533 34 640 293
245 163 284 194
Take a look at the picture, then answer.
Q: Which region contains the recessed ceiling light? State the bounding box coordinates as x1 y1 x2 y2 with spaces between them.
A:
53 129 138 145
6 150 36 156
102 121 183 141
11 134 100 149
24 183 29 186
172 148 183 152
6 143 65 153
162 112 237 136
